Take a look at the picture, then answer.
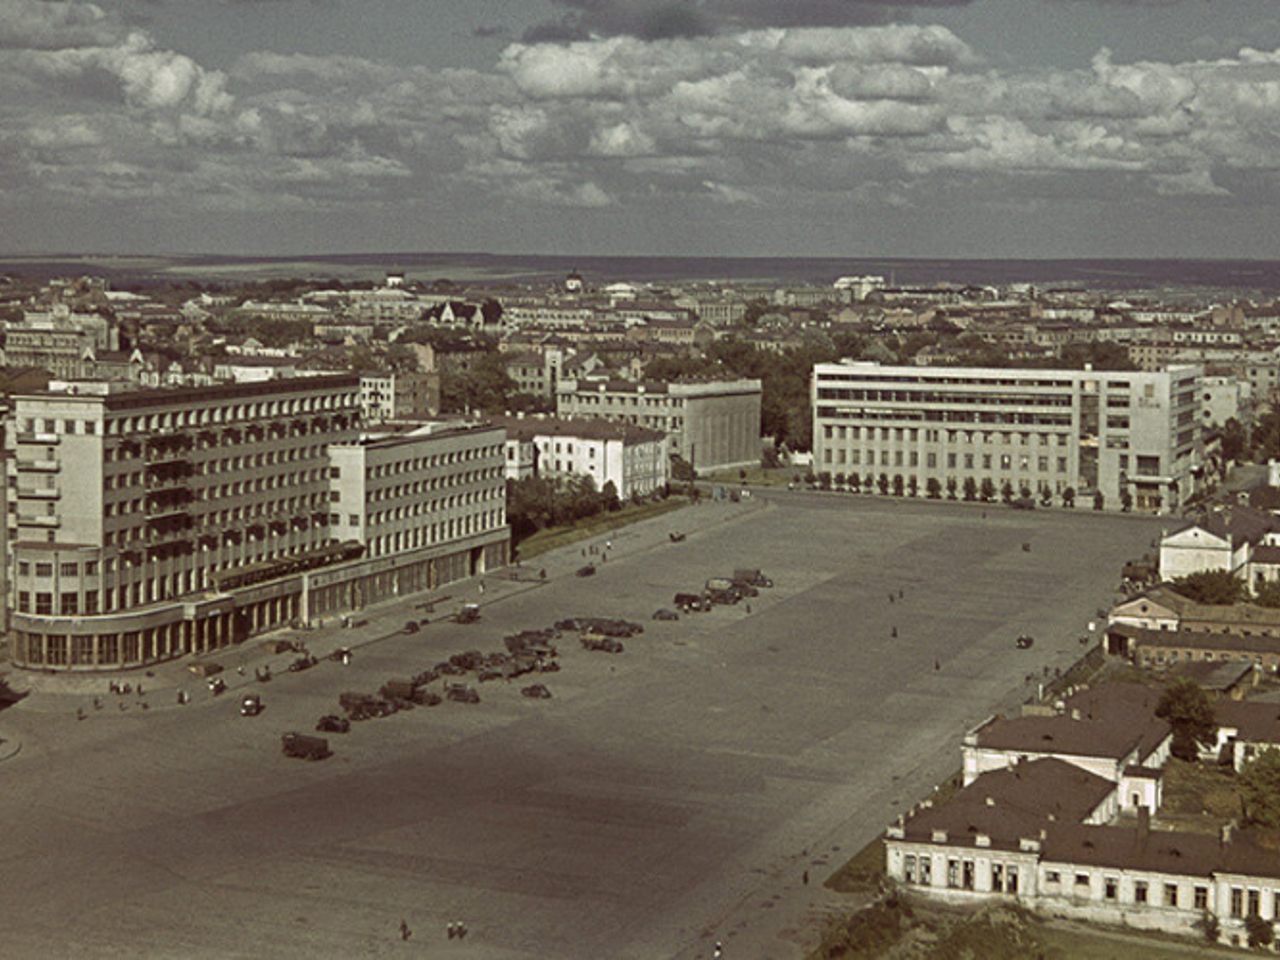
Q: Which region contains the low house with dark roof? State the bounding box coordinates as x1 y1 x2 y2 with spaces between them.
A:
1108 586 1280 672
888 748 1280 945
963 684 1171 812
1213 699 1280 771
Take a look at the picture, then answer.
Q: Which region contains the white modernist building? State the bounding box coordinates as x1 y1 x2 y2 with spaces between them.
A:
812 361 1204 512
494 415 669 500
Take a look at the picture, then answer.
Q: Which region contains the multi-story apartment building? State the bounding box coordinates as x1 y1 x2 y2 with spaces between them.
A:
1 307 117 379
359 372 439 423
811 361 1204 512
328 421 507 565
4 376 508 671
556 377 762 474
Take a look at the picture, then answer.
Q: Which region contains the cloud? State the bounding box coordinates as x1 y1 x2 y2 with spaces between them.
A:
0 0 123 50
523 0 974 42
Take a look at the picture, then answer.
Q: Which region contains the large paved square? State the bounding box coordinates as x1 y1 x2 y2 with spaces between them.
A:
0 493 1162 958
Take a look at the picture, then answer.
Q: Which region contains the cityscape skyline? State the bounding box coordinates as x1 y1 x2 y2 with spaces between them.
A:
6 0 1280 259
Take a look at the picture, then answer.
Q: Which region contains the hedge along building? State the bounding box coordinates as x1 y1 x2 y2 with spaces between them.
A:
4 376 508 671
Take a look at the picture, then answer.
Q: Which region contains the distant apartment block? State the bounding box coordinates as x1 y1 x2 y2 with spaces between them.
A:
812 361 1204 512
359 372 439 423
4 376 508 671
556 377 762 473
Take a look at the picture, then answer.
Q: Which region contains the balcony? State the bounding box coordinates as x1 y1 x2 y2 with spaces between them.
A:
15 459 58 472
17 515 59 527
16 486 59 499
15 432 59 445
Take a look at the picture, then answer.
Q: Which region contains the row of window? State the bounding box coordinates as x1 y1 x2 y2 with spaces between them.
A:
19 560 99 579
353 488 502 526
903 854 1019 893
823 425 1075 446
360 469 502 501
353 445 503 480
105 445 327 473
823 449 1071 473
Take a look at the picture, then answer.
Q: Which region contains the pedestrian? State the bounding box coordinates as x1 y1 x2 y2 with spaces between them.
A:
745 603 751 614
891 626 897 638
457 921 467 940
478 580 485 595
935 660 941 672
898 588 904 599
447 922 455 939
714 941 723 958
399 919 411 941
888 594 894 603
803 870 809 885
606 539 612 551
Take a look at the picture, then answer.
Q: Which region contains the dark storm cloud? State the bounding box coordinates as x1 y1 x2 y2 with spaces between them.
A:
523 0 973 42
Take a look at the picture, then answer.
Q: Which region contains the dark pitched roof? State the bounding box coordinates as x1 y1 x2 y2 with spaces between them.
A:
1216 700 1280 743
1040 823 1224 877
900 759 1114 851
1120 623 1280 656
973 713 1144 761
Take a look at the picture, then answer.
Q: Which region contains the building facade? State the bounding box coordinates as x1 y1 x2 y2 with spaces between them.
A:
494 415 669 500
556 377 762 473
4 377 507 671
812 361 1204 512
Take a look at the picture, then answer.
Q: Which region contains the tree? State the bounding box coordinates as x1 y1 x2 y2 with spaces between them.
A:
963 476 977 502
849 473 861 493
1221 417 1249 464
1155 678 1216 762
878 473 890 495
1240 749 1280 829
946 477 957 500
1246 911 1275 949
926 477 942 500
1196 912 1221 944
600 480 621 512
1000 480 1014 503
980 478 996 502
833 472 847 490
1038 485 1052 507
892 474 904 497
1256 581 1280 608
1171 570 1247 605
1120 488 1133 513
818 471 832 490
906 475 918 498
1063 486 1076 509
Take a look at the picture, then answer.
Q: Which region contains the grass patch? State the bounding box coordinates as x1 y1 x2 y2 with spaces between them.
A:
513 498 691 560
809 897 1244 960
1160 757 1245 833
825 772 964 895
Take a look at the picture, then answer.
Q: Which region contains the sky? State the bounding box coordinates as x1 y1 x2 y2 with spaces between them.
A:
5 0 1280 260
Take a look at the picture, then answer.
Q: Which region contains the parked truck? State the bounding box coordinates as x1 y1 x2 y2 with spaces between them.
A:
281 732 330 761
733 568 773 588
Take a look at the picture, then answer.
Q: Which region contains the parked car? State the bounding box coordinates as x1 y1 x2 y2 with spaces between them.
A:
652 608 680 621
521 684 552 699
316 714 351 734
281 732 330 761
669 531 686 543
576 564 596 577
456 603 481 624
1016 635 1035 649
208 677 227 696
326 647 352 664
240 693 263 717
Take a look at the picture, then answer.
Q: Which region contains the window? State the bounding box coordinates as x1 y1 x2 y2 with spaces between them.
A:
1135 881 1148 904
17 591 29 613
1007 865 1018 894
349 514 360 525
35 593 52 615
1046 871 1061 884
85 591 98 615
919 857 931 885
962 859 974 891
1164 884 1178 908
17 562 29 577
947 859 959 888
1105 877 1118 901
1231 887 1243 917
60 593 78 616
35 562 53 577
60 562 78 577
1249 889 1260 916
904 855 916 883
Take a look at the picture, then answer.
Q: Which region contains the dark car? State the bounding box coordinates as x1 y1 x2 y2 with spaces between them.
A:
652 608 680 621
521 684 552 699
576 565 596 577
1011 496 1036 510
316 714 351 734
1016 635 1035 649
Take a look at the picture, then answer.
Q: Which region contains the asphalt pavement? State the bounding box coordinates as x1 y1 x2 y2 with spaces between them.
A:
0 490 1162 959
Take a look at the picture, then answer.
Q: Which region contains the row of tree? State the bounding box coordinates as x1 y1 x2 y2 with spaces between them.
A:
1169 569 1280 609
797 471 1134 510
